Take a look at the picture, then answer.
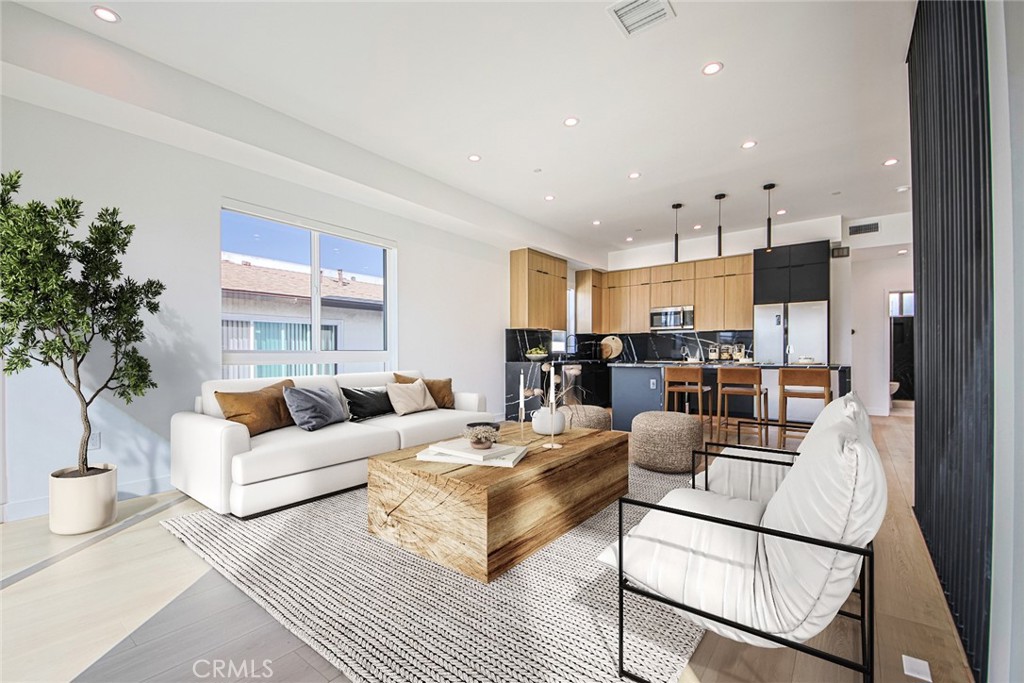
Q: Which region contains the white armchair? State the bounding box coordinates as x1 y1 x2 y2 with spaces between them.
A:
602 394 886 683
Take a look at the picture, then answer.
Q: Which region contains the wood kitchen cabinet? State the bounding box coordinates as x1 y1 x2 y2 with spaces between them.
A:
672 279 695 306
723 273 754 329
650 282 674 308
607 286 630 333
510 248 568 330
723 254 753 275
672 262 696 281
628 284 650 332
695 258 725 279
651 264 675 283
575 270 607 334
629 268 651 286
695 277 724 331
605 270 631 289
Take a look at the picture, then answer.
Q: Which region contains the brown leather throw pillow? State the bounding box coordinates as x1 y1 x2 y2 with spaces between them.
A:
393 373 455 409
215 379 296 436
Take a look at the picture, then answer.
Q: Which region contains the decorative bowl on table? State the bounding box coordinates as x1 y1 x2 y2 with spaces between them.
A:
525 353 548 362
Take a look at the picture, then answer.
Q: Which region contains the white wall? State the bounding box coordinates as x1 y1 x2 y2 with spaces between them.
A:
607 215 843 269
849 252 914 415
1 98 508 520
987 0 1024 678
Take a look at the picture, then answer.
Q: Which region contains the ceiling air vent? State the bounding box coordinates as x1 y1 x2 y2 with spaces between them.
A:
849 222 880 236
607 0 675 37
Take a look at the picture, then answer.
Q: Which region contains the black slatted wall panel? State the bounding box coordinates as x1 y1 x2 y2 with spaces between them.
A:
907 2 993 680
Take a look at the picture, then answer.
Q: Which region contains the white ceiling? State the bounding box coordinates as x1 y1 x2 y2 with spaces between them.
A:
25 1 917 252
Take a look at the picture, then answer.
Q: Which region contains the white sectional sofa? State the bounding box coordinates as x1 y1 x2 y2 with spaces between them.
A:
171 370 492 517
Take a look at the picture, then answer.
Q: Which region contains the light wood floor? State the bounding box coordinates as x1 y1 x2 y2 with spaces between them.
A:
0 412 973 683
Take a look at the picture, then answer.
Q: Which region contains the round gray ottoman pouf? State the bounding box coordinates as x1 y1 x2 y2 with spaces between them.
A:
629 411 703 473
558 404 612 431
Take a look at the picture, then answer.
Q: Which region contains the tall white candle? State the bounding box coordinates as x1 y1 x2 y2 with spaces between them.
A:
519 370 525 418
549 364 556 406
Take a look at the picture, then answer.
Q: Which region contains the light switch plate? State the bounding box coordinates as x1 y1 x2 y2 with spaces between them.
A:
902 655 933 682
649 379 657 390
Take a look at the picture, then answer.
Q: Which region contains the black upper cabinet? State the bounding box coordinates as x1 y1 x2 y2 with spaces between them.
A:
789 263 830 302
754 267 790 304
754 246 790 270
789 241 831 266
753 240 830 304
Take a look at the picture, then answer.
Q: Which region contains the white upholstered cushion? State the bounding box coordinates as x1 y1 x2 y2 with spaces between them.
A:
758 417 887 642
797 392 871 453
598 488 772 645
231 421 399 485
695 447 794 504
361 408 495 448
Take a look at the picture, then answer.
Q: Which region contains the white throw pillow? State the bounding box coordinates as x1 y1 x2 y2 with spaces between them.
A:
798 393 870 453
386 379 438 416
758 416 887 641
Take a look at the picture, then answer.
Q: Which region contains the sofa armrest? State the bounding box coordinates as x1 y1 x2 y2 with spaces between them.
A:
170 411 250 514
453 391 486 412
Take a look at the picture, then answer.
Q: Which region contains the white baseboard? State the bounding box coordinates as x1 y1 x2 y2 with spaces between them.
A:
1 474 173 522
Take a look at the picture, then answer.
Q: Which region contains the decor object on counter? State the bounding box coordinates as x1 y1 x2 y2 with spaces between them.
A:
600 335 624 360
558 404 611 431
629 411 703 473
282 385 347 432
525 346 548 361
393 373 454 409
463 425 500 449
0 171 166 535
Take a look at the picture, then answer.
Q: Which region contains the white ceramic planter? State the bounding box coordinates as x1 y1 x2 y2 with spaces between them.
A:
49 464 118 535
531 408 566 436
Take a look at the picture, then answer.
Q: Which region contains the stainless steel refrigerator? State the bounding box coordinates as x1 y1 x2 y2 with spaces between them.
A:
754 301 829 365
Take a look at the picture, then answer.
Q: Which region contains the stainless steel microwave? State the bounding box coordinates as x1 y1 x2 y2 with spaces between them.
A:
650 306 694 331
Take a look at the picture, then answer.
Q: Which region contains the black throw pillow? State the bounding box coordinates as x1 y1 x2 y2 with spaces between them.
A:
341 386 395 422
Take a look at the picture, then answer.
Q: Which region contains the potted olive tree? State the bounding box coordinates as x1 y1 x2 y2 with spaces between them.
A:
0 171 165 534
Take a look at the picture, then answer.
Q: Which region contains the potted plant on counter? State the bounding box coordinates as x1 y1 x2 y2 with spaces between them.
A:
0 171 165 534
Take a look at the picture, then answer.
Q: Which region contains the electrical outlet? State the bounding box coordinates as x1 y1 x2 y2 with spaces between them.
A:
88 432 101 450
649 379 657 390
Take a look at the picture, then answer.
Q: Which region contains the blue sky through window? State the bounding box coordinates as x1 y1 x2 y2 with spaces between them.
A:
221 209 384 277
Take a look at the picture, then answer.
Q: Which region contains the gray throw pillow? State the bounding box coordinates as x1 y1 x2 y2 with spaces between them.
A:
283 386 347 431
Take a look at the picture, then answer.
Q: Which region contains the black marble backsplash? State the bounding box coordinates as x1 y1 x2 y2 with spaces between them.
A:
570 330 754 363
505 329 553 362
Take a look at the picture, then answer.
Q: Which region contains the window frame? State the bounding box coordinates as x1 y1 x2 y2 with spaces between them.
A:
219 198 398 371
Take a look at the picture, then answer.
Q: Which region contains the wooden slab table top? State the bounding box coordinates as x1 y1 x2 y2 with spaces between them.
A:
367 423 628 583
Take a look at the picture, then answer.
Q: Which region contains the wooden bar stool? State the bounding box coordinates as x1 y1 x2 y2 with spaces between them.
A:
716 366 769 445
664 366 711 426
778 367 832 448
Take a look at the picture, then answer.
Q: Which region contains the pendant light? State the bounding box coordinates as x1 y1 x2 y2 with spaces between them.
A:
672 203 683 262
763 183 776 252
714 193 727 257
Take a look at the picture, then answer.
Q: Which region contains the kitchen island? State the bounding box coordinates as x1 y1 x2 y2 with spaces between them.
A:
610 362 850 432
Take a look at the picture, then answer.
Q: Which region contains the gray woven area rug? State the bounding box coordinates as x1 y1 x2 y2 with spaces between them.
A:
162 465 703 683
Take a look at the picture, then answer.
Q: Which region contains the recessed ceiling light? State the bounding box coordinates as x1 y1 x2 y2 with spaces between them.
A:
91 5 120 22
883 158 899 166
467 154 481 162
693 224 702 230
896 185 911 193
626 237 634 242
544 195 555 201
628 172 642 179
592 220 601 226
533 168 543 173
701 61 724 76
741 140 758 150
831 191 842 196
898 249 909 255
563 117 580 127
776 209 787 216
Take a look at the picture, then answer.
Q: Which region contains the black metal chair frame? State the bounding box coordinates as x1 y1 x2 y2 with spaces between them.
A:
617 446 875 683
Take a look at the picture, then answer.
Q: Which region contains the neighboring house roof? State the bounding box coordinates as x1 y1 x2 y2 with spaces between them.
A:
221 260 383 303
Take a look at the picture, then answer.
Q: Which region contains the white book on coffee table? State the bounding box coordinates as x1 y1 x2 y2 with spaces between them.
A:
416 446 528 468
429 438 516 461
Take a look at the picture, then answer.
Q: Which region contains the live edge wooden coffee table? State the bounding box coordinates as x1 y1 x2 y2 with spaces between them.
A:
367 423 628 583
